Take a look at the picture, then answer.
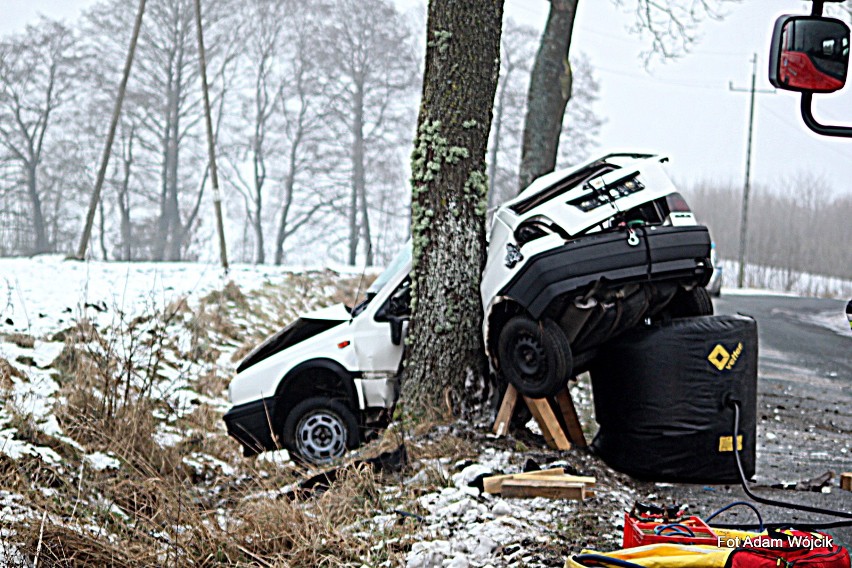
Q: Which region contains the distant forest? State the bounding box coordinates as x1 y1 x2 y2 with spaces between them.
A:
0 0 599 266
685 175 852 283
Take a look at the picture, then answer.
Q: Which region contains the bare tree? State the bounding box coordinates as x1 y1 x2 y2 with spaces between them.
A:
402 0 504 414
222 0 285 264
0 20 79 254
487 20 601 209
519 0 735 192
488 19 538 209
316 0 419 266
84 0 239 261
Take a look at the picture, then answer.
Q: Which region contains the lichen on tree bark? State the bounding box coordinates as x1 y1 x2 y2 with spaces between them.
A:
402 0 504 418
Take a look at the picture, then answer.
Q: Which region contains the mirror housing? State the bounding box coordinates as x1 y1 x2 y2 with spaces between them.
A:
388 315 405 346
769 15 850 93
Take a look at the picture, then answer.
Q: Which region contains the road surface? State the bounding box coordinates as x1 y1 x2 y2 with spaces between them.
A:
664 292 852 545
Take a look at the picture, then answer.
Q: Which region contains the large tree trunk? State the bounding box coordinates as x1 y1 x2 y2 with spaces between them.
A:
25 164 49 254
517 0 578 192
402 0 503 417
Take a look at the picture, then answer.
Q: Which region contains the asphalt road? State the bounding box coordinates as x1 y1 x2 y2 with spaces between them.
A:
652 292 852 546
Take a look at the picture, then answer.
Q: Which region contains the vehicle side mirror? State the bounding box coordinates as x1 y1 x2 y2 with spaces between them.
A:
388 316 405 346
769 15 850 93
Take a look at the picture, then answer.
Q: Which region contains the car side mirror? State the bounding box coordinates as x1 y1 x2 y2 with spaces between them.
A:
388 316 405 346
769 15 850 93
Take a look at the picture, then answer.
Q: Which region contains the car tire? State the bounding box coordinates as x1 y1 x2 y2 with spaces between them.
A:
497 316 572 399
282 397 360 465
667 286 714 318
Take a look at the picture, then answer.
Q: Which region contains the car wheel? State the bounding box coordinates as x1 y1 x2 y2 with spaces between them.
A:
282 397 359 465
497 316 572 399
667 286 714 318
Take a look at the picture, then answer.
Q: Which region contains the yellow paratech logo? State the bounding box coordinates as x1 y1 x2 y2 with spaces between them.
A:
708 342 744 371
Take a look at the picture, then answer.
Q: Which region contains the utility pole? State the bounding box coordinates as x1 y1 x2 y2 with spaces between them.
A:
194 0 229 273
729 54 774 288
74 0 146 260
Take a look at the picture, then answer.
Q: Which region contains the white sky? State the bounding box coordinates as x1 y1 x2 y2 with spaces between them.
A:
5 0 852 195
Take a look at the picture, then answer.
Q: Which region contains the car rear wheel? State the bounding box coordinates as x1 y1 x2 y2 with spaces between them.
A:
497 316 572 398
667 286 714 318
282 397 359 465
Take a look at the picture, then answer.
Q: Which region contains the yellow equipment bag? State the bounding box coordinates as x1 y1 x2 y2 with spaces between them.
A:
566 543 734 568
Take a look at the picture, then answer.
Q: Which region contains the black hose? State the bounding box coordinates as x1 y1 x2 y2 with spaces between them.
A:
730 401 852 526
704 501 764 532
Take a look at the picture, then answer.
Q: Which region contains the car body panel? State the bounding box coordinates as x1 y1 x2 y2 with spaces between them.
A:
224 152 715 457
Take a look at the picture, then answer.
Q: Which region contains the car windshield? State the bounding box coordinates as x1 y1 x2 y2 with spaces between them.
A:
368 242 411 294
351 242 411 317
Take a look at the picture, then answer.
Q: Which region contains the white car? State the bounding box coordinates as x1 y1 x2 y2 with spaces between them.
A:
224 153 714 463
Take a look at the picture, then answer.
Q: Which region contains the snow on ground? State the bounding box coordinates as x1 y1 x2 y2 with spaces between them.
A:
0 255 340 337
719 259 852 299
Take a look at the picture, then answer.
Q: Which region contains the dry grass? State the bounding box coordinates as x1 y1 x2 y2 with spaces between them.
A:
3 333 35 349
1 271 428 566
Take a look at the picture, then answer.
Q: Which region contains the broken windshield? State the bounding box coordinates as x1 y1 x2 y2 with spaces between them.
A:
351 242 411 317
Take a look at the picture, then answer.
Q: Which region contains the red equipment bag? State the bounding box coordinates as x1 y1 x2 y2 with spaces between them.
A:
726 528 850 568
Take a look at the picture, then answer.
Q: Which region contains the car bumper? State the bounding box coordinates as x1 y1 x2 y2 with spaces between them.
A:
501 225 712 318
223 397 279 456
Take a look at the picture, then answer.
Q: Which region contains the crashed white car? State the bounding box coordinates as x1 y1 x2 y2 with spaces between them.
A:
224 153 714 463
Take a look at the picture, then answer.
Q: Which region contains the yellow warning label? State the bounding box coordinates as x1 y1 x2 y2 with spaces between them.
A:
708 342 744 371
718 435 744 452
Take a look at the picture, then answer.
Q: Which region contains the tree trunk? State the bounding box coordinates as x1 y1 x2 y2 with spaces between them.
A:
25 164 49 254
352 82 372 266
518 0 578 192
164 57 184 262
118 134 133 261
402 0 503 417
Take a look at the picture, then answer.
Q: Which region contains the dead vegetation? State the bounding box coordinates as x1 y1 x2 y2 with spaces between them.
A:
0 271 447 566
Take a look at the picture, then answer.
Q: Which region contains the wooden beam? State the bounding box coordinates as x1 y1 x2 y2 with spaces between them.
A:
524 396 571 450
554 388 587 448
483 467 565 494
501 478 586 500
492 384 519 436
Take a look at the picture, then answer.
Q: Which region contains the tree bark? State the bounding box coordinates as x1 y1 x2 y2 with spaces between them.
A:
402 0 503 417
517 0 578 192
25 164 49 254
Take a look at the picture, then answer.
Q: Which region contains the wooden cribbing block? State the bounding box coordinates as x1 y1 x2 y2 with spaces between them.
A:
492 384 519 436
554 388 587 448
483 467 565 494
841 473 852 491
501 478 586 500
524 396 571 450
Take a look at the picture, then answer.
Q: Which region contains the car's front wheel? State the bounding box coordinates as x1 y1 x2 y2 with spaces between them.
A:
497 316 572 399
282 397 360 465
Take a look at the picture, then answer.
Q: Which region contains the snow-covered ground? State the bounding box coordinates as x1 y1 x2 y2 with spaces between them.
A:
0 256 848 566
719 259 852 300
0 255 352 337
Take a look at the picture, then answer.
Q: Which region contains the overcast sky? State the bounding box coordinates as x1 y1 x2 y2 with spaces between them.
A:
5 0 852 196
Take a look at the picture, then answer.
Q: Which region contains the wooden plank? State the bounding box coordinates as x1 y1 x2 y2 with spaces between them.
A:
492 384 519 437
524 396 571 450
841 472 852 491
554 388 588 448
483 467 565 494
501 478 586 500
